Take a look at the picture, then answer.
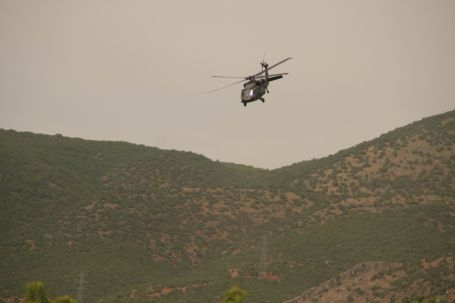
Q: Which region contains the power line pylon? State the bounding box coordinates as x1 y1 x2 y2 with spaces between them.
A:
258 235 268 280
76 271 87 303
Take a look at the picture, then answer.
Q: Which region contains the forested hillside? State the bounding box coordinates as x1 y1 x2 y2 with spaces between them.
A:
1 110 454 303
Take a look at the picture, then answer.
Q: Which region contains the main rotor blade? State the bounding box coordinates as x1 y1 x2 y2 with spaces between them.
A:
268 57 292 71
212 76 247 79
253 57 292 77
207 79 245 94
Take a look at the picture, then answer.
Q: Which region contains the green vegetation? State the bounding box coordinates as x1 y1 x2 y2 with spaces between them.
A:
400 297 447 303
24 281 76 303
222 286 248 303
25 281 49 303
1 109 454 303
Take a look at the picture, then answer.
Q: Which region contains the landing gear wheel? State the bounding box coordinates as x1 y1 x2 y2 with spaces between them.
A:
260 98 265 103
243 102 247 107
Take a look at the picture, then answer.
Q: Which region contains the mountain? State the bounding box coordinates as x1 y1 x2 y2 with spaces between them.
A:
1 110 454 303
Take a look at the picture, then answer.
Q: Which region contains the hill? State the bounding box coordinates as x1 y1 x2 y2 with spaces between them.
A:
0 110 454 303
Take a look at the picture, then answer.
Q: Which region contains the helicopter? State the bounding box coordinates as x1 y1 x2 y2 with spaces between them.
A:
208 57 292 107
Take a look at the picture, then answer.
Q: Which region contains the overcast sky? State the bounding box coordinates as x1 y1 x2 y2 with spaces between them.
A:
1 1 454 169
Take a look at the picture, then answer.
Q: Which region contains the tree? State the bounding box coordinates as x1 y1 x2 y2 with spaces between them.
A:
401 297 444 303
24 281 77 303
221 286 247 303
53 296 77 303
25 281 49 303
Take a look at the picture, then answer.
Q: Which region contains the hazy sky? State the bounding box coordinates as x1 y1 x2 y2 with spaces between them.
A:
1 1 454 169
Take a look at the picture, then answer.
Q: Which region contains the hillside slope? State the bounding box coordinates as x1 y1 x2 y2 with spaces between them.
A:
1 110 454 303
272 110 455 220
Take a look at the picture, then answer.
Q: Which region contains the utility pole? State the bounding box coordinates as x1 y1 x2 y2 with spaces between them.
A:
76 271 87 303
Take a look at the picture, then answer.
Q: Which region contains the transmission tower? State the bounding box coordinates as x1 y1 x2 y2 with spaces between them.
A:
76 271 87 303
258 235 268 279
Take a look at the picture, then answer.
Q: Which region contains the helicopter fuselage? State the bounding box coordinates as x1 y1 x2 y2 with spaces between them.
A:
241 81 267 104
240 74 284 106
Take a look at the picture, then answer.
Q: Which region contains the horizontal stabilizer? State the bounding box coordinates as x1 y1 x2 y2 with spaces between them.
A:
267 75 283 82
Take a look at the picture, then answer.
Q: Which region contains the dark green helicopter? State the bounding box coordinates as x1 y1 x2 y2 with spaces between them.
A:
208 57 291 107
